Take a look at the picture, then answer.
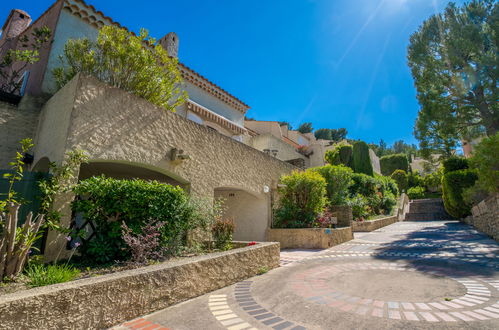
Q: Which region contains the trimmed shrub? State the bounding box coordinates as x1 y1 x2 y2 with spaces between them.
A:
469 133 499 193
407 186 426 200
273 171 327 228
352 141 373 176
442 156 468 174
442 169 478 218
308 165 353 206
380 153 409 176
325 143 353 167
390 170 408 192
72 176 203 263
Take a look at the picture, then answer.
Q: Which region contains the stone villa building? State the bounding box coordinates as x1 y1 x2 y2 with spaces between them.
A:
0 0 296 259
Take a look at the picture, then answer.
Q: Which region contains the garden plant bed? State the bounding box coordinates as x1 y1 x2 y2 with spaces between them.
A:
0 241 279 329
351 215 398 232
267 227 353 249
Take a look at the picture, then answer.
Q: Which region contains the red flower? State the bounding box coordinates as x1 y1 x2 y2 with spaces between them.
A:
247 241 257 246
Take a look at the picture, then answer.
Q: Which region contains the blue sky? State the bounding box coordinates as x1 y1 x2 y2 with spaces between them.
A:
2 0 465 146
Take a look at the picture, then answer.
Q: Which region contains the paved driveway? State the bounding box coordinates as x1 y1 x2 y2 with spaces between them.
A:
115 221 499 330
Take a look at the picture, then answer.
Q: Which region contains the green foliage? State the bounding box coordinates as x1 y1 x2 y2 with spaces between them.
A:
273 171 327 228
348 173 398 218
257 266 269 275
72 176 206 262
53 25 186 111
297 122 313 134
347 194 370 220
407 172 424 189
325 143 353 167
442 157 469 174
308 165 353 206
423 169 443 192
408 0 498 155
407 186 426 200
442 169 478 218
469 133 499 193
278 121 293 130
380 154 409 176
391 170 409 192
212 218 235 251
25 263 80 287
352 141 373 176
0 26 51 94
314 128 348 141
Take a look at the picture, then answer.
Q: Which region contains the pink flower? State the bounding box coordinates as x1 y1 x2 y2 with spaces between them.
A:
66 236 72 241
74 242 81 248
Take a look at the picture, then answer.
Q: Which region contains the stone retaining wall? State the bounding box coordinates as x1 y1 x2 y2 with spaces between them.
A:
267 227 353 249
463 194 499 242
352 215 398 232
0 242 279 329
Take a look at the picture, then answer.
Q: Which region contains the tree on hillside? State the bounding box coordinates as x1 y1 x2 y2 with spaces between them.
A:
298 122 313 134
314 128 347 141
408 0 498 156
53 25 186 111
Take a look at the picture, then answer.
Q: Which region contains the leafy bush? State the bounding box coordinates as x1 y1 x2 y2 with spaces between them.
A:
72 176 205 263
380 154 409 176
25 264 80 287
273 171 327 228
407 172 424 189
407 186 426 200
352 141 373 176
347 194 370 220
442 156 468 174
212 218 235 250
121 221 166 265
423 169 442 192
349 173 377 196
391 170 408 192
325 143 353 167
442 169 478 218
469 133 499 193
314 208 337 228
53 25 186 111
308 165 353 205
349 173 398 216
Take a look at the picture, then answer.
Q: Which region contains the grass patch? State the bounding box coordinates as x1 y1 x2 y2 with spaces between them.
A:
25 264 81 287
257 266 269 275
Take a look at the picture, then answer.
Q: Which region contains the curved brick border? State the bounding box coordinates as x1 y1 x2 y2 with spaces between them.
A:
289 262 499 322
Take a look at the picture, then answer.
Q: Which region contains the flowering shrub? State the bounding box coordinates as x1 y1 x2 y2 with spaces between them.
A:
314 208 337 228
273 171 327 228
121 221 166 265
212 218 235 250
247 241 257 246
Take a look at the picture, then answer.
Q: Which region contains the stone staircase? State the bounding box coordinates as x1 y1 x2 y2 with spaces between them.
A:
404 198 454 221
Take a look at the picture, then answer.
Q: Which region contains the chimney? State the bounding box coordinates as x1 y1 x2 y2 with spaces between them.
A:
159 32 179 58
1 9 31 43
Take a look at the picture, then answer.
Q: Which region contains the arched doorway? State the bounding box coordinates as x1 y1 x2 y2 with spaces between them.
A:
214 187 270 242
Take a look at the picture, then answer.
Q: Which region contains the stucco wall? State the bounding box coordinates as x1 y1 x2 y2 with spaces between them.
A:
249 133 307 163
42 7 100 94
215 189 269 241
267 227 353 249
0 242 280 329
184 81 244 126
0 100 40 169
244 121 283 139
33 74 295 253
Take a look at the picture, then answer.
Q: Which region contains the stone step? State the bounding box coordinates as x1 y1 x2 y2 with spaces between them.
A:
409 203 446 213
404 212 454 221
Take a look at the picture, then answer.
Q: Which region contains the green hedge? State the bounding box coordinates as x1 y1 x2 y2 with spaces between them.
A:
325 144 353 167
442 156 468 174
442 169 478 218
380 154 409 176
72 176 199 263
407 186 425 200
308 165 353 206
352 141 373 176
469 133 499 193
390 170 408 192
273 171 327 228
